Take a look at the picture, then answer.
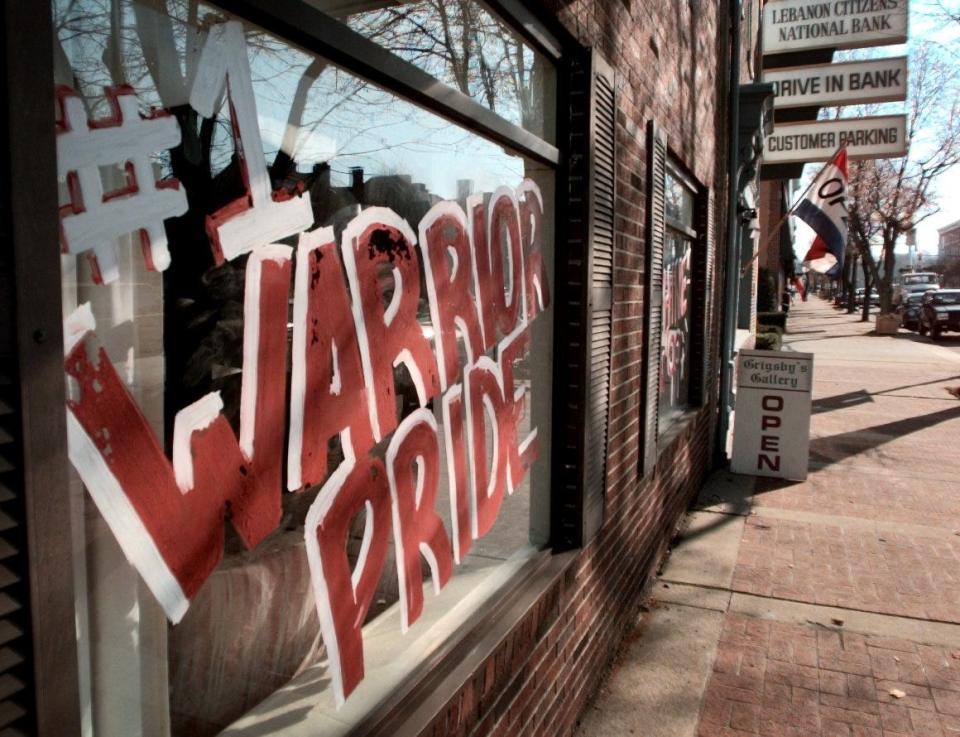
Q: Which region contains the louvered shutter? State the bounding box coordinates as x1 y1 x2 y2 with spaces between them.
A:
553 48 616 550
641 122 666 476
0 343 32 735
583 51 615 543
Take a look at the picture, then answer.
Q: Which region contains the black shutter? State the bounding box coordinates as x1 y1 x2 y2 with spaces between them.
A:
641 122 666 476
583 51 615 543
0 329 33 736
553 48 616 550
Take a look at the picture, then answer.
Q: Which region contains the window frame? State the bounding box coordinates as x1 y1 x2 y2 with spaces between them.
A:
641 122 713 474
217 0 561 165
5 1 617 735
659 162 699 440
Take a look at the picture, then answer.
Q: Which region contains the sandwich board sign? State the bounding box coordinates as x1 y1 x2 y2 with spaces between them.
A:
731 350 813 481
764 57 908 109
764 115 907 164
763 0 909 54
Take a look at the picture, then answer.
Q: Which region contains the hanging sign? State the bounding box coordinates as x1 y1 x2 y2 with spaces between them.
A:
731 350 813 481
764 56 908 109
763 0 909 54
765 114 907 164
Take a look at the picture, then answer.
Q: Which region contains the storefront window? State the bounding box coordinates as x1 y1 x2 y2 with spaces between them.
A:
659 166 696 436
53 1 555 734
324 0 557 143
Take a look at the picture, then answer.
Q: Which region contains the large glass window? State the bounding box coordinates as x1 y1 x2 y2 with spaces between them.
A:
316 0 557 142
53 1 555 734
659 165 696 437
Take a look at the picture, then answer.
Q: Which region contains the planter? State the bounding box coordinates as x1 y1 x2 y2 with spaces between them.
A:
875 313 900 335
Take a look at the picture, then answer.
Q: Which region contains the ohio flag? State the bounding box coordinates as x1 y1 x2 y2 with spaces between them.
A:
794 147 848 277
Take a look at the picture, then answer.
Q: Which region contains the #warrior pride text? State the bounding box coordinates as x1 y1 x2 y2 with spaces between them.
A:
58 20 550 707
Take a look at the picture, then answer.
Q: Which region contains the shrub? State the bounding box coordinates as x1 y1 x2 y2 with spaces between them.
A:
755 328 782 351
757 267 778 313
758 311 787 330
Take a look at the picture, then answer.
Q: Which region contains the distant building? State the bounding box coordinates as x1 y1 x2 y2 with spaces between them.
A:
940 219 960 262
939 219 960 286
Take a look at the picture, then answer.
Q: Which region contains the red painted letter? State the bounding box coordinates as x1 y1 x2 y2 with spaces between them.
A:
386 408 453 630
288 227 375 491
341 208 440 442
305 450 391 706
421 202 485 390
64 246 292 622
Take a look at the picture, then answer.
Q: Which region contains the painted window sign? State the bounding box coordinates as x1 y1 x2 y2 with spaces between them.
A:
659 170 695 433
56 16 552 710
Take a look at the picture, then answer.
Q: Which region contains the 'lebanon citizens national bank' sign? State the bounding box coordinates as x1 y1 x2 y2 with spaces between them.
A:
763 0 908 54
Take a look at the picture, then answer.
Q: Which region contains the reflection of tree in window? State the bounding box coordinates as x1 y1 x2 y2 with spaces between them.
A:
332 0 553 137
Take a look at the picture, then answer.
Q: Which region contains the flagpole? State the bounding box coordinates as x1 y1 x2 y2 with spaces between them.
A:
739 146 845 276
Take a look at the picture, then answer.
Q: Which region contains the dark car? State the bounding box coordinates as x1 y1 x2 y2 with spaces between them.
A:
919 289 960 339
898 292 924 331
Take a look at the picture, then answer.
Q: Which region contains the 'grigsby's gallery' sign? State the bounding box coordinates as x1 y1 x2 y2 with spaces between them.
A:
58 21 551 708
763 0 908 54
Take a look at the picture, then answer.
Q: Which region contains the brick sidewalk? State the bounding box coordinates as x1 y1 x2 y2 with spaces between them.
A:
697 300 960 737
700 614 960 737
575 298 960 737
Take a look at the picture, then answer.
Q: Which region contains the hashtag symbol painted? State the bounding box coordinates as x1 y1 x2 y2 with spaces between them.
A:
56 84 189 284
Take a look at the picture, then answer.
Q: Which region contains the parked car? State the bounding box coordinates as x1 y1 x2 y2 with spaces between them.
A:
898 292 924 331
918 289 960 339
854 288 880 307
896 271 941 305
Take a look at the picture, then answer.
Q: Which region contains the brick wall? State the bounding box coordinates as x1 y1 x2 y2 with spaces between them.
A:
415 0 738 734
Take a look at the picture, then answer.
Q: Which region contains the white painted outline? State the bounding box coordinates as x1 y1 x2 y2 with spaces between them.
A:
287 227 335 491
385 408 441 632
57 88 188 282
64 302 96 354
304 429 358 708
190 21 312 262
486 186 523 316
518 179 547 314
465 193 491 350
462 356 507 539
67 412 190 623
172 392 224 494
419 201 482 392
63 305 189 623
239 244 292 459
340 207 418 442
441 384 468 564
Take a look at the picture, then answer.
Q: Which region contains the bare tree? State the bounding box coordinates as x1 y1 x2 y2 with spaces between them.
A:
841 43 960 317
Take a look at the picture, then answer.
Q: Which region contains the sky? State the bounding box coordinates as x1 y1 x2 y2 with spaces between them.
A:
790 1 960 262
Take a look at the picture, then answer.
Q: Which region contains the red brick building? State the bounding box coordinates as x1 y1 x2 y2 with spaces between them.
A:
939 218 960 286
0 1 765 735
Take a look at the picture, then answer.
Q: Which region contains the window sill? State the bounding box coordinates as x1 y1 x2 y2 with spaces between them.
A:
222 546 575 737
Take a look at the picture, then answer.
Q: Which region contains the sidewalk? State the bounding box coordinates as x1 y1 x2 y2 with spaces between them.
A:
575 299 960 737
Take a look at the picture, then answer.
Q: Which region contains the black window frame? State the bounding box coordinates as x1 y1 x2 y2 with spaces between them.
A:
4 1 621 734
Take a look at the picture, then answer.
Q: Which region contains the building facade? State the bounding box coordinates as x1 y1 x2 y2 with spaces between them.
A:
0 1 761 735
939 219 960 286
